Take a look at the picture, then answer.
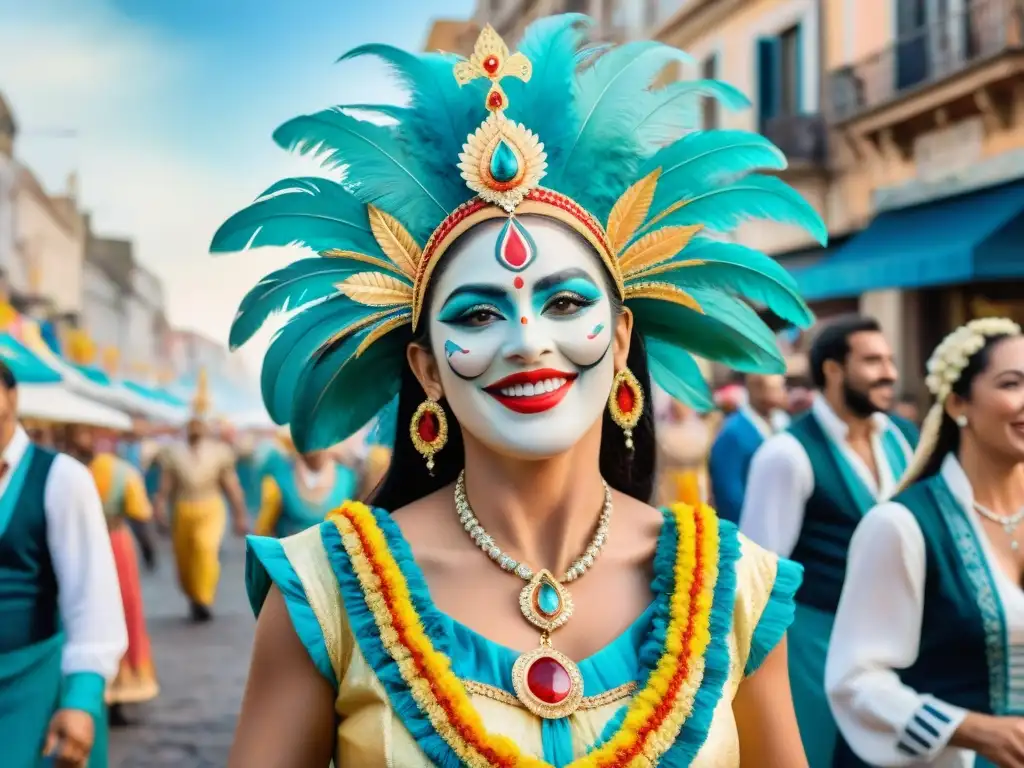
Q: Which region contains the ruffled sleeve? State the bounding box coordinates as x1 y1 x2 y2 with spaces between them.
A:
732 532 803 677
245 524 351 688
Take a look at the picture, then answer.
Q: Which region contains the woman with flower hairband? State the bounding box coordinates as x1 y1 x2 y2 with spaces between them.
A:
221 15 824 767
826 318 1024 768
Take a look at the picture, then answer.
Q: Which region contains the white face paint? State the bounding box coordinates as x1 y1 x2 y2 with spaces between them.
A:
427 216 616 459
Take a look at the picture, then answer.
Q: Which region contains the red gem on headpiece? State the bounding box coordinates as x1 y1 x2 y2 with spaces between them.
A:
616 381 636 414
482 55 500 74
417 411 439 443
487 91 504 109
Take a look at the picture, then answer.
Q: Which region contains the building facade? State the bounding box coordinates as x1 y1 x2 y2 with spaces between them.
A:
474 0 630 44
648 0 1024 388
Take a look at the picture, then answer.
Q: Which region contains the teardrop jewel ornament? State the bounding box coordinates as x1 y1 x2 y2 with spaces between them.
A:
410 399 448 474
495 216 536 272
519 570 573 632
608 368 644 450
489 139 520 183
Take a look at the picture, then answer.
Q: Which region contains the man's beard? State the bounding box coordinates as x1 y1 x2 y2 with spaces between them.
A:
843 379 887 419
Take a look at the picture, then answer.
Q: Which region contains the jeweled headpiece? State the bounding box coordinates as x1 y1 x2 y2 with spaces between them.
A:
212 16 825 450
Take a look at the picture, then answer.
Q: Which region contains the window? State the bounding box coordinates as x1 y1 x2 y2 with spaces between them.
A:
778 25 801 117
756 22 803 130
701 54 719 129
564 0 589 13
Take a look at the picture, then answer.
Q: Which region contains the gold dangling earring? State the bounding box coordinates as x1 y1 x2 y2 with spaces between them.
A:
410 398 449 475
608 368 644 450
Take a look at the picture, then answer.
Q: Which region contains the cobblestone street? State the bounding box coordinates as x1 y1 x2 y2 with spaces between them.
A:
108 535 253 767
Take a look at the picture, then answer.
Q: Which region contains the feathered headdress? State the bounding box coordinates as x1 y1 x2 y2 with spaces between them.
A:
212 16 825 451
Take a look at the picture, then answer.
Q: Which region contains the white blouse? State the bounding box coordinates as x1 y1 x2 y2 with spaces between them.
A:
826 454 1024 767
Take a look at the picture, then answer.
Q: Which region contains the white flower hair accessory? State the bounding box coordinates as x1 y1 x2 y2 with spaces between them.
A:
891 316 1020 498
924 317 1021 403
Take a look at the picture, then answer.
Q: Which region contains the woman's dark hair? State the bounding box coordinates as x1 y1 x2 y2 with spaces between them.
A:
916 333 1014 482
366 239 657 510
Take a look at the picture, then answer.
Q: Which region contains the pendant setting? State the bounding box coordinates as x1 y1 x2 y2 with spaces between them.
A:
519 569 573 632
511 644 584 719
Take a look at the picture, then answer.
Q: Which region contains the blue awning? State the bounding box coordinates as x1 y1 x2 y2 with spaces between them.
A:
0 333 62 384
792 180 1024 301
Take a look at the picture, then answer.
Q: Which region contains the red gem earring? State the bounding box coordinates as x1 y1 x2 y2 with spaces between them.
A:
608 369 643 450
410 399 449 474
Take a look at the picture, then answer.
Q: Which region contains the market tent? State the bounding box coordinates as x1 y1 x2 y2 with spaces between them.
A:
0 333 62 384
18 384 132 430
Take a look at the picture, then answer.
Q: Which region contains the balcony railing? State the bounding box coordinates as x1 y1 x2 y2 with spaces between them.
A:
763 113 828 166
828 0 1024 123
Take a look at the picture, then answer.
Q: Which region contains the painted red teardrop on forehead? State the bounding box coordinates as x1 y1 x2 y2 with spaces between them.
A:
495 217 537 272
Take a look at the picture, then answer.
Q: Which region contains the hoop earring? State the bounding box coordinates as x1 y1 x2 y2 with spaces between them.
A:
410 399 448 475
608 368 644 450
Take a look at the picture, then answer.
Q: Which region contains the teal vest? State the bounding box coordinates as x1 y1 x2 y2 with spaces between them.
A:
270 460 356 538
0 446 58 652
899 474 1019 715
788 412 916 613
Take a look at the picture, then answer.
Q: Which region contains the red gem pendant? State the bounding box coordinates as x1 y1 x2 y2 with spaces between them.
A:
512 646 583 719
482 55 500 74
487 90 504 110
526 657 572 704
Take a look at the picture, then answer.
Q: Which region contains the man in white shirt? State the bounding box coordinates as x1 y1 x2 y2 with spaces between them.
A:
0 361 127 767
739 315 918 768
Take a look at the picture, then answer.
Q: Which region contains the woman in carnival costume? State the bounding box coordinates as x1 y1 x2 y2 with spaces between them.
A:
827 318 1024 768
222 16 825 766
254 442 358 538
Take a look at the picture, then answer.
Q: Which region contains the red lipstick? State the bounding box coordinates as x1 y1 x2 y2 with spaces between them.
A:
483 368 578 414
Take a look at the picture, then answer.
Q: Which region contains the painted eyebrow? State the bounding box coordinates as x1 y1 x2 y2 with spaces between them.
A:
533 268 598 294
440 284 509 306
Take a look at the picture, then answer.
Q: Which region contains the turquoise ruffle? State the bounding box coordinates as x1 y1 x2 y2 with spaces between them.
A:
244 533 338 688
744 556 803 677
590 513 740 766
322 511 465 768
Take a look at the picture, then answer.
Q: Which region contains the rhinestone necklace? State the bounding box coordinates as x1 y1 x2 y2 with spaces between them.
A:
454 470 612 719
973 501 1024 551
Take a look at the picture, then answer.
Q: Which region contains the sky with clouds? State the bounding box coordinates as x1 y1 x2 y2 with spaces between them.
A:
0 0 473 374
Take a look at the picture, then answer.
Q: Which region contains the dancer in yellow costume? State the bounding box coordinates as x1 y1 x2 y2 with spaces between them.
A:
155 372 248 621
221 16 826 766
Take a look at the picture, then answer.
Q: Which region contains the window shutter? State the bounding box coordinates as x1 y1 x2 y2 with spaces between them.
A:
757 36 781 129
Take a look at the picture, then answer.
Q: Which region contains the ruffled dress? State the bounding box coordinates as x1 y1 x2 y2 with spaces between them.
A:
245 501 801 767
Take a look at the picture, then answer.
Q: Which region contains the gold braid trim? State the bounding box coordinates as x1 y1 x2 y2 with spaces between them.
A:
463 681 638 710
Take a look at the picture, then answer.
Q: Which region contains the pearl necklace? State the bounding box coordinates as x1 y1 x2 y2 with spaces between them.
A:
973 501 1024 551
454 471 612 719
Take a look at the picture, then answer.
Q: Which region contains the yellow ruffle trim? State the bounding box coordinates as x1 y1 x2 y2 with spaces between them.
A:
329 501 718 767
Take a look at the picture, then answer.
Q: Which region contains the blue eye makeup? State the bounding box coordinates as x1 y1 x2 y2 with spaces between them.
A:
438 287 514 325
533 273 603 316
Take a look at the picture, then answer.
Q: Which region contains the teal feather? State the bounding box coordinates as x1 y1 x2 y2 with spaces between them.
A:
229 257 407 351
634 80 750 145
640 240 813 328
338 45 486 205
290 318 409 451
630 287 786 373
644 337 714 411
337 103 411 123
260 296 399 424
638 174 827 245
642 131 787 214
554 40 691 218
273 108 451 239
575 42 611 65
504 14 589 170
210 177 382 256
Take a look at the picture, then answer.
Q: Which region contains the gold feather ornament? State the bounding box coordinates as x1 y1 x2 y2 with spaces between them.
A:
337 272 414 307
367 205 421 280
606 169 660 254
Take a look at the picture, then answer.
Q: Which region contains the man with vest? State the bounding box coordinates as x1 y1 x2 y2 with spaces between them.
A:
740 315 919 768
0 361 127 766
